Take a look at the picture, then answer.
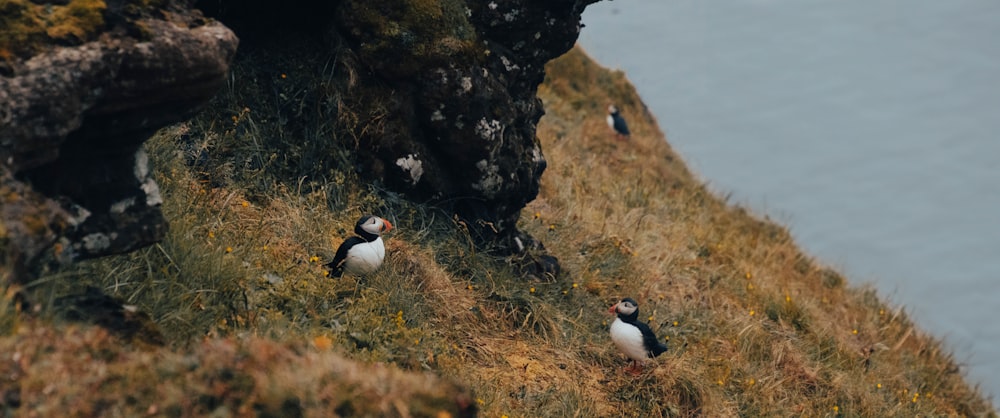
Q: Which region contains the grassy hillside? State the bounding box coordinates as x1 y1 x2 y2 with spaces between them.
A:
2 46 994 417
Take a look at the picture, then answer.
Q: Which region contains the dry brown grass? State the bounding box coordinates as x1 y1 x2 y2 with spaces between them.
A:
0 46 994 417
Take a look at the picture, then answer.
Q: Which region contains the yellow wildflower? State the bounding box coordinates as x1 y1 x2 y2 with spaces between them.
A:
313 335 333 350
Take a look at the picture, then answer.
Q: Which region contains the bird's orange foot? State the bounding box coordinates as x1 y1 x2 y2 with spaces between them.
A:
624 361 644 376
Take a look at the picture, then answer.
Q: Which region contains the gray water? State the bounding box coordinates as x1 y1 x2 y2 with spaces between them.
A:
579 0 1000 402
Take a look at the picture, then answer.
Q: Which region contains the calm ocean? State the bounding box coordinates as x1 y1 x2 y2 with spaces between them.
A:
579 0 1000 402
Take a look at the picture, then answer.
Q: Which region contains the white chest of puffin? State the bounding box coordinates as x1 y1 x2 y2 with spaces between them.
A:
325 215 393 277
609 298 667 374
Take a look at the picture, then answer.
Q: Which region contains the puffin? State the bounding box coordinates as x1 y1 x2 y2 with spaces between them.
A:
606 104 631 141
325 215 393 277
608 298 667 374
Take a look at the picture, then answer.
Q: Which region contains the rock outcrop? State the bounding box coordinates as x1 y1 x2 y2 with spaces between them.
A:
1 0 596 284
0 1 238 282
201 0 597 269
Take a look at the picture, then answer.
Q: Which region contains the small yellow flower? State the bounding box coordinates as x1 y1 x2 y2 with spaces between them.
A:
323 271 330 277
852 329 858 335
785 295 791 302
241 200 249 207
262 245 268 251
562 290 568 295
572 282 578 288
225 246 233 253
280 73 287 79
548 224 556 231
664 335 669 341
876 383 882 389
747 283 754 290
879 309 885 315
476 398 485 405
467 285 473 290
673 321 679 327
745 272 752 279
832 405 839 412
717 380 724 386
208 231 215 238
749 309 755 316
533 211 540 219
313 335 333 350
309 256 320 263
648 315 654 322
529 287 535 293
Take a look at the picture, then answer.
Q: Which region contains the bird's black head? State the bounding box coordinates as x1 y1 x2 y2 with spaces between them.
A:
354 215 393 241
610 297 640 322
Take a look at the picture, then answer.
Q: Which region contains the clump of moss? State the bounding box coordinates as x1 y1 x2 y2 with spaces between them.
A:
0 0 107 60
338 0 481 77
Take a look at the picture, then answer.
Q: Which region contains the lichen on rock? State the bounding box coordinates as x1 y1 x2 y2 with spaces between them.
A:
0 0 238 283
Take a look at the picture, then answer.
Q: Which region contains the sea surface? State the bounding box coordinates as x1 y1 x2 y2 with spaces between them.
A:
578 0 1000 403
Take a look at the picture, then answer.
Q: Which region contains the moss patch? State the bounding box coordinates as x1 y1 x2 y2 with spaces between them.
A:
0 0 107 60
338 0 480 77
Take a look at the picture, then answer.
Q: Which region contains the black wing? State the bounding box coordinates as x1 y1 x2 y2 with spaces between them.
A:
613 115 630 136
325 236 365 278
635 321 668 358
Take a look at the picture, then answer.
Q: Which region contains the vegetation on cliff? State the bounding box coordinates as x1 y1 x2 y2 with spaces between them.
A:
1 46 994 417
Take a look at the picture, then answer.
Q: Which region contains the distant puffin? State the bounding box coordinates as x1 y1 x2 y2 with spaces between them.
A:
606 104 631 141
608 298 667 374
325 215 393 277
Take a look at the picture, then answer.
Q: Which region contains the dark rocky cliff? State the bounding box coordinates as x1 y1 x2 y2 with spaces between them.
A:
1 0 596 285
198 0 596 260
1 0 238 282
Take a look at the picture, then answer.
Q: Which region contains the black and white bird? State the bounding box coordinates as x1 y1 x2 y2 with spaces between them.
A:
608 298 668 374
606 104 631 141
325 215 393 278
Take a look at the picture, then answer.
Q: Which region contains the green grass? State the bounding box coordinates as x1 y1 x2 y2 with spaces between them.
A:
1 46 994 417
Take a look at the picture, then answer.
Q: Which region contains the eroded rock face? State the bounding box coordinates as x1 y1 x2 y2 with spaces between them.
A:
205 0 595 260
337 0 594 252
0 1 238 282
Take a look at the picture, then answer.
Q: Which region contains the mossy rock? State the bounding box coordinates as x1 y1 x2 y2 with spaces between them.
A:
0 0 107 60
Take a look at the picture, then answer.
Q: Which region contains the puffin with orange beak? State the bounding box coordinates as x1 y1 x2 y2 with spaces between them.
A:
608 298 668 374
326 215 393 277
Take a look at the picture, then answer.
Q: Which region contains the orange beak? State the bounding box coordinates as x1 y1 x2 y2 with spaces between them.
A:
608 303 618 314
381 219 393 233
